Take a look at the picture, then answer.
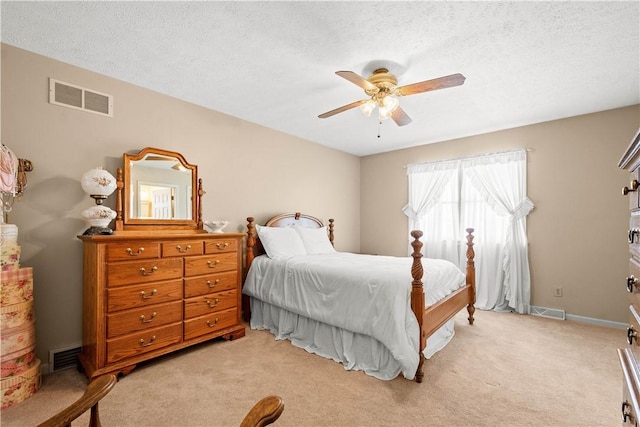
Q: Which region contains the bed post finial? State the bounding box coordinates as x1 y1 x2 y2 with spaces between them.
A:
328 219 335 246
465 228 476 325
410 230 425 383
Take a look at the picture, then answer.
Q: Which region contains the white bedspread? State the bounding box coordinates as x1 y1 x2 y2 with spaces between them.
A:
243 252 465 379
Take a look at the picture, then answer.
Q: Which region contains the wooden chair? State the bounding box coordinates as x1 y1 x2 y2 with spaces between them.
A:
240 395 285 427
36 373 283 427
37 374 117 427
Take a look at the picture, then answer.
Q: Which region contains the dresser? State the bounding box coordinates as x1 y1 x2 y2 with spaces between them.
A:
78 232 245 380
618 128 640 426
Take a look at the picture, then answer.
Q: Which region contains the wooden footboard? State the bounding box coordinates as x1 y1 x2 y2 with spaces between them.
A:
411 228 476 383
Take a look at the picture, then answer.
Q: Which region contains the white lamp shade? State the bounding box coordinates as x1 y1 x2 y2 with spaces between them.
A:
81 205 117 228
359 100 376 117
81 167 116 197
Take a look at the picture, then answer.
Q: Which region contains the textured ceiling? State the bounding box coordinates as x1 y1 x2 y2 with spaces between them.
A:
1 1 639 156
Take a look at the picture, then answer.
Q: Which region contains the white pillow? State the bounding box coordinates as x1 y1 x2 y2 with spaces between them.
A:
293 225 336 255
256 225 307 259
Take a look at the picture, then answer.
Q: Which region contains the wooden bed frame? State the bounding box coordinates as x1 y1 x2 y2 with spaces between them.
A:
242 212 476 383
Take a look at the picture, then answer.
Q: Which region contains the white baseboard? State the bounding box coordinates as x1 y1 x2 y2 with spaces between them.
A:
565 313 627 329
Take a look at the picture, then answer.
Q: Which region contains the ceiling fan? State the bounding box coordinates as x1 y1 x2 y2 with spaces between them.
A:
318 68 466 126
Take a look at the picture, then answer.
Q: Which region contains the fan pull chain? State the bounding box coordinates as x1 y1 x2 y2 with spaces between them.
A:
378 121 381 138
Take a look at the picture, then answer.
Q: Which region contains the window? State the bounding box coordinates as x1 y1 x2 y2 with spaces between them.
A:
403 149 534 313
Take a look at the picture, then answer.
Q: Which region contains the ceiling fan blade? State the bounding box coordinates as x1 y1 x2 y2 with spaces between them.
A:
395 73 466 97
318 99 366 119
335 71 378 92
391 106 412 126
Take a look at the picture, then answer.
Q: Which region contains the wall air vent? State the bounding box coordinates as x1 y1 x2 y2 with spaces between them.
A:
49 344 81 372
49 78 113 117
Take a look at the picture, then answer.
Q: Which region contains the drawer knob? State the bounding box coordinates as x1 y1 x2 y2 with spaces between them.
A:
125 247 145 256
139 335 157 347
140 289 158 300
206 318 220 328
207 260 221 269
627 326 637 345
216 242 230 250
139 266 158 276
628 276 639 293
622 401 634 423
207 279 220 288
140 312 157 323
629 229 640 244
623 180 639 195
176 244 192 253
206 298 220 308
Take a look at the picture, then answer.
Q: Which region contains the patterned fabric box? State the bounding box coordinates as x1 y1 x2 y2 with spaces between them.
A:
0 268 33 305
1 358 41 409
0 242 20 271
0 322 35 356
1 345 36 378
0 301 34 330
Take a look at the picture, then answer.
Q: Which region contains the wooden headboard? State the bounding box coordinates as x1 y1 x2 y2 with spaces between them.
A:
245 213 334 265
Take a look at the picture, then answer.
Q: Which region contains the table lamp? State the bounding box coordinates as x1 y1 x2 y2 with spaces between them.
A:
80 167 117 235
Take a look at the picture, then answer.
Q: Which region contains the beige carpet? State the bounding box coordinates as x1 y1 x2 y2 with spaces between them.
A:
0 310 623 426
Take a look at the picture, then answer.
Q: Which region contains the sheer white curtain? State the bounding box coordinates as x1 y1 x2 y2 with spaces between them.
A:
402 159 462 264
403 149 534 314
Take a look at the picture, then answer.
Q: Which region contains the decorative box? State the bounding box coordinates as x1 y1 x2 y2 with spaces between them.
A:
0 268 33 306
0 243 20 271
0 301 34 330
0 224 18 246
0 322 35 356
1 345 36 378
1 358 41 409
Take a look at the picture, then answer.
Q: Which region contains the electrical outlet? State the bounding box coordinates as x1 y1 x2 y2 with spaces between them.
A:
553 287 563 297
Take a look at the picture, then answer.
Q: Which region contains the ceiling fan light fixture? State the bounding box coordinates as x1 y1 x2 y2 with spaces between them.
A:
359 99 376 117
382 95 399 113
377 95 399 121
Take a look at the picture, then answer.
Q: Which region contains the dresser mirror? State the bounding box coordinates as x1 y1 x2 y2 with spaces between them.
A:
115 147 203 231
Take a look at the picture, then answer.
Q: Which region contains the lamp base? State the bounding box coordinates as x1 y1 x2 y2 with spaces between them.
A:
83 226 114 236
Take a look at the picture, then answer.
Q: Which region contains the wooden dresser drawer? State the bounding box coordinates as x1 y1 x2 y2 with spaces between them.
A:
205 239 238 254
184 307 238 341
107 279 183 312
107 242 160 261
162 240 204 257
628 258 640 308
627 169 640 211
184 271 238 298
619 348 640 426
184 289 237 319
107 300 183 338
629 305 640 362
106 323 182 363
107 258 183 287
184 253 238 276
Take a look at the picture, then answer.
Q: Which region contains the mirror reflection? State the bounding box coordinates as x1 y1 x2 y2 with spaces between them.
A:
128 154 192 220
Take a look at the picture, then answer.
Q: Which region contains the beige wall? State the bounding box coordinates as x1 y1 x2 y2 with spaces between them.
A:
1 44 361 365
361 105 640 323
3 42 638 367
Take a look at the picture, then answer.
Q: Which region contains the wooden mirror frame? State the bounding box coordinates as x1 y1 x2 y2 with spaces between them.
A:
114 147 204 231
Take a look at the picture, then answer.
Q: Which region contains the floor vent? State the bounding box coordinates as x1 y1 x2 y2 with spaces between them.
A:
49 78 113 117
529 305 566 320
49 345 81 372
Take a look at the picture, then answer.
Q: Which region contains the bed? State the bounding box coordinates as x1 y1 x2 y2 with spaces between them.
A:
242 212 476 382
